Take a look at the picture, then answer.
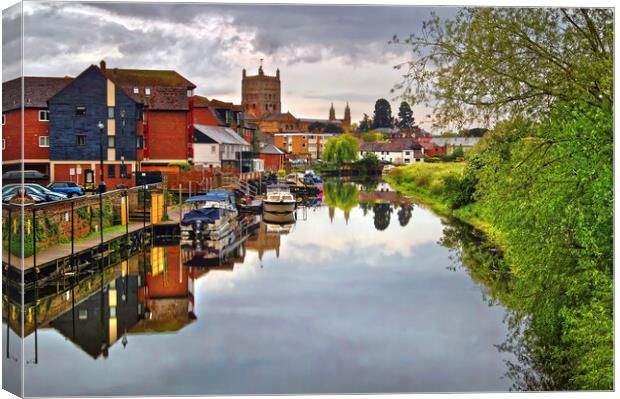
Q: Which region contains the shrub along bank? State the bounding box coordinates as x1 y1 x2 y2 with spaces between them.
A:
385 113 612 390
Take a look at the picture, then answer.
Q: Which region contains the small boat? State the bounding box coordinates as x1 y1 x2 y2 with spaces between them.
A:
181 190 238 238
263 184 296 214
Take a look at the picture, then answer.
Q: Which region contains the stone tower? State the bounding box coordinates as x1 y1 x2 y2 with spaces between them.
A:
344 102 351 128
241 63 281 119
329 103 336 120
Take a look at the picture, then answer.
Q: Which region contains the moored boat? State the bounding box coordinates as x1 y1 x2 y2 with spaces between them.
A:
263 184 296 214
181 190 238 239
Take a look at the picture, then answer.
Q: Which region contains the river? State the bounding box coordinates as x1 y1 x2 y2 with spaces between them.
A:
3 178 524 395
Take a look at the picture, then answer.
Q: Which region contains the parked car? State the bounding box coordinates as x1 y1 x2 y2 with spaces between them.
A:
2 189 47 204
1 170 50 185
2 184 67 202
47 181 85 197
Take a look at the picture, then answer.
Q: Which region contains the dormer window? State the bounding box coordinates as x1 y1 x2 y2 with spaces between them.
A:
145 87 151 96
133 87 139 94
187 89 193 97
39 110 49 121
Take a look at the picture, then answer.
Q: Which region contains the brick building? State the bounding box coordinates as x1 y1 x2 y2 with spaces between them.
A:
47 61 195 188
273 132 335 160
2 76 73 178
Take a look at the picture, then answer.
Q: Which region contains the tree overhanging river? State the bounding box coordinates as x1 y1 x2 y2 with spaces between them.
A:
3 177 552 395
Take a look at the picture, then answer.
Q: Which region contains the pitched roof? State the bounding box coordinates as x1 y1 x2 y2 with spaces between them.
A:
432 137 481 147
3 76 74 112
359 140 418 152
262 111 296 121
194 124 249 146
260 144 285 155
192 95 211 107
100 65 196 111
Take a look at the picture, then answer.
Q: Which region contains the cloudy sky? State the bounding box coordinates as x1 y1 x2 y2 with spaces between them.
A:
3 1 458 127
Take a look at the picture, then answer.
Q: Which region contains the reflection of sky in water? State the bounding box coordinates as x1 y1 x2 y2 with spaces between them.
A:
22 203 514 396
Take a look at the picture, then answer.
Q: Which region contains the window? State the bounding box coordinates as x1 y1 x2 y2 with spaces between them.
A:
107 106 115 119
136 136 144 149
145 87 151 96
133 87 139 94
76 135 86 146
211 145 216 153
39 136 50 147
108 135 115 148
67 182 78 187
2 114 5 125
38 110 49 121
2 139 5 150
107 164 116 178
75 105 86 116
187 89 193 97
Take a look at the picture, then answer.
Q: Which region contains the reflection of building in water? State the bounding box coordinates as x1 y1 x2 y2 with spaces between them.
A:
49 273 140 359
132 245 197 334
245 221 282 260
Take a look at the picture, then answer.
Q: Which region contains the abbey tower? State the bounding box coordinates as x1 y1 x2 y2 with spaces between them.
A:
241 64 281 119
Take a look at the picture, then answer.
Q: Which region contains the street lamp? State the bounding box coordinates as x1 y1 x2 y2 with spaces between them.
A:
120 109 126 187
98 121 105 259
98 121 106 194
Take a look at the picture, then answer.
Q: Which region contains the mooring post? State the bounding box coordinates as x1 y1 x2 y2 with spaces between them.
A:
71 201 75 280
7 207 12 271
33 208 37 282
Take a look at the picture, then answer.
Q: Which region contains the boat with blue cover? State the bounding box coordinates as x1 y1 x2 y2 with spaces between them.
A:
180 189 238 239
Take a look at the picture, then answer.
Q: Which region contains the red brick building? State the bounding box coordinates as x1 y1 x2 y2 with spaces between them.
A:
100 65 196 166
2 76 73 178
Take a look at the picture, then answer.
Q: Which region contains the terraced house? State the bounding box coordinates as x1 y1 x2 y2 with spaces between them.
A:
48 60 196 188
2 76 73 179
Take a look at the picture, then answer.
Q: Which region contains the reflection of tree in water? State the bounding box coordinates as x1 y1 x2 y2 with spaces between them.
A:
323 180 358 213
439 220 564 391
397 204 413 227
359 201 371 216
372 203 392 231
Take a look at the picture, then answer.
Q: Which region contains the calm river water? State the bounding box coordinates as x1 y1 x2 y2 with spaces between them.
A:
4 179 522 396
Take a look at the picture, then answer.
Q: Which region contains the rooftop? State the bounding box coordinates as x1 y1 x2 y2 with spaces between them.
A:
3 76 74 112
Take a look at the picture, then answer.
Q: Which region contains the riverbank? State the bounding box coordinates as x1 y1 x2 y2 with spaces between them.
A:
385 161 613 390
384 163 502 245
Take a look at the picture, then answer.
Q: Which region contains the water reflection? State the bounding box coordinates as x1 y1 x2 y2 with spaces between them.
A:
1 177 544 395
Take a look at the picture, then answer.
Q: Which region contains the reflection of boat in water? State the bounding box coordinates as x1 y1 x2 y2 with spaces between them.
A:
263 184 296 213
265 221 295 234
263 210 296 225
181 214 260 268
181 190 238 239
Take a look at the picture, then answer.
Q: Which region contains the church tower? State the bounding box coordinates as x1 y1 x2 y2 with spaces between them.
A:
329 103 336 120
344 102 351 128
241 61 281 119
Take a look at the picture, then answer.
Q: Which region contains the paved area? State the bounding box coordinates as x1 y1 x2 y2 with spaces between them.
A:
2 221 146 271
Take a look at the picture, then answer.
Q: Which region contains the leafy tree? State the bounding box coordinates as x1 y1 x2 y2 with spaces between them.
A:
397 101 415 129
391 8 612 127
360 131 385 142
391 7 613 389
321 134 359 166
358 113 372 132
372 98 393 128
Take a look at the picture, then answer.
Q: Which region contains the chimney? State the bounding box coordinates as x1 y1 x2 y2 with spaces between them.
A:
100 60 106 70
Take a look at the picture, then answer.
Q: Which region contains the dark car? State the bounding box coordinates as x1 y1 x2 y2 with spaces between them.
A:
2 170 50 185
47 181 85 197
